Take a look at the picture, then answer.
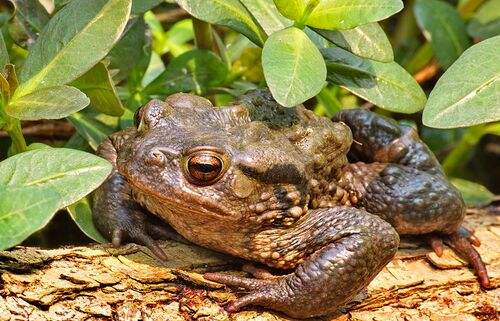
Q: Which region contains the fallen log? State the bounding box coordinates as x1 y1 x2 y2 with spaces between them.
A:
0 210 498 321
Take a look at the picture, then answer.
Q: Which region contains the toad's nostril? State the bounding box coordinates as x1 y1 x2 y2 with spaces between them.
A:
148 149 166 166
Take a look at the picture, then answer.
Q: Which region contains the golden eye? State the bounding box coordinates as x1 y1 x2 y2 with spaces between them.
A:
186 153 224 185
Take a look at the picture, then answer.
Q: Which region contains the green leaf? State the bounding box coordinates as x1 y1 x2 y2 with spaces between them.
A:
273 0 403 30
241 0 292 35
467 0 500 39
262 27 326 107
67 111 117 150
423 36 500 128
451 178 495 207
144 49 228 96
107 17 148 82
0 32 8 70
67 197 107 243
14 0 132 98
0 148 112 250
5 85 90 120
71 62 124 116
0 186 60 250
177 0 266 46
322 47 427 113
131 0 164 15
315 23 394 62
414 0 471 69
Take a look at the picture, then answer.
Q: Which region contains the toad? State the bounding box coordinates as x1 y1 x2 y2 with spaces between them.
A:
93 90 489 318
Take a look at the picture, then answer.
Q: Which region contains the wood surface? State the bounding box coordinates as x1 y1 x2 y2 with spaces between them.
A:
0 210 498 321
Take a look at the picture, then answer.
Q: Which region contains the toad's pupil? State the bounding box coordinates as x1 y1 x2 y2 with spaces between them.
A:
194 163 215 173
188 154 222 182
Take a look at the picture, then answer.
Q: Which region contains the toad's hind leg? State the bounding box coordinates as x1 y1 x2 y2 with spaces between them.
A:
205 207 399 318
334 109 490 288
92 135 186 261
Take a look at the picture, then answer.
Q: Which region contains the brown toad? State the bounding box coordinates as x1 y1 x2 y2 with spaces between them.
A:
93 90 489 318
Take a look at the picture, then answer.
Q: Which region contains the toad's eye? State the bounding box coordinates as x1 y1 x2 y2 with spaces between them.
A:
185 152 224 185
133 107 143 128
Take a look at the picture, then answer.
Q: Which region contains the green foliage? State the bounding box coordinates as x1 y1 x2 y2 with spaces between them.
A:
273 0 403 30
451 178 495 207
323 47 426 113
0 0 498 248
315 23 394 62
0 148 111 250
423 36 500 128
14 0 132 98
414 0 471 68
177 0 266 46
6 85 90 120
467 0 500 39
263 27 326 107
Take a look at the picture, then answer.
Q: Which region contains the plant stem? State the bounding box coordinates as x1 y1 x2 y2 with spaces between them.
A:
6 118 27 154
0 106 27 154
192 18 214 51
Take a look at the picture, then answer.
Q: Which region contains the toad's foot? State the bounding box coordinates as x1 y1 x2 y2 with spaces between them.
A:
429 227 489 288
204 273 284 313
446 227 490 288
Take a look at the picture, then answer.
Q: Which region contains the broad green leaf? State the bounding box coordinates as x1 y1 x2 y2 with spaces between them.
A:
467 0 500 39
451 178 495 207
274 0 403 30
241 0 292 34
71 62 124 116
414 0 471 69
322 47 427 113
144 49 228 96
14 0 132 98
262 27 326 107
423 36 500 128
0 148 112 250
315 23 394 62
5 85 90 120
67 197 107 243
107 17 148 82
0 32 8 71
68 111 117 150
177 0 266 46
0 186 60 250
131 0 164 15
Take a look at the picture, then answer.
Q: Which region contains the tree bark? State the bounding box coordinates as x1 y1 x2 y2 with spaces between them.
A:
0 210 498 321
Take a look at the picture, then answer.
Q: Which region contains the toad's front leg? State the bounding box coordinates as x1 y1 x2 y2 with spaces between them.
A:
205 207 399 318
93 134 186 260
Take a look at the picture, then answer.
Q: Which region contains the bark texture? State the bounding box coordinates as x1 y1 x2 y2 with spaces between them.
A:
0 210 498 321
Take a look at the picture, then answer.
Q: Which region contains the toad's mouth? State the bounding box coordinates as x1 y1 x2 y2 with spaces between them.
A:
125 174 239 220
